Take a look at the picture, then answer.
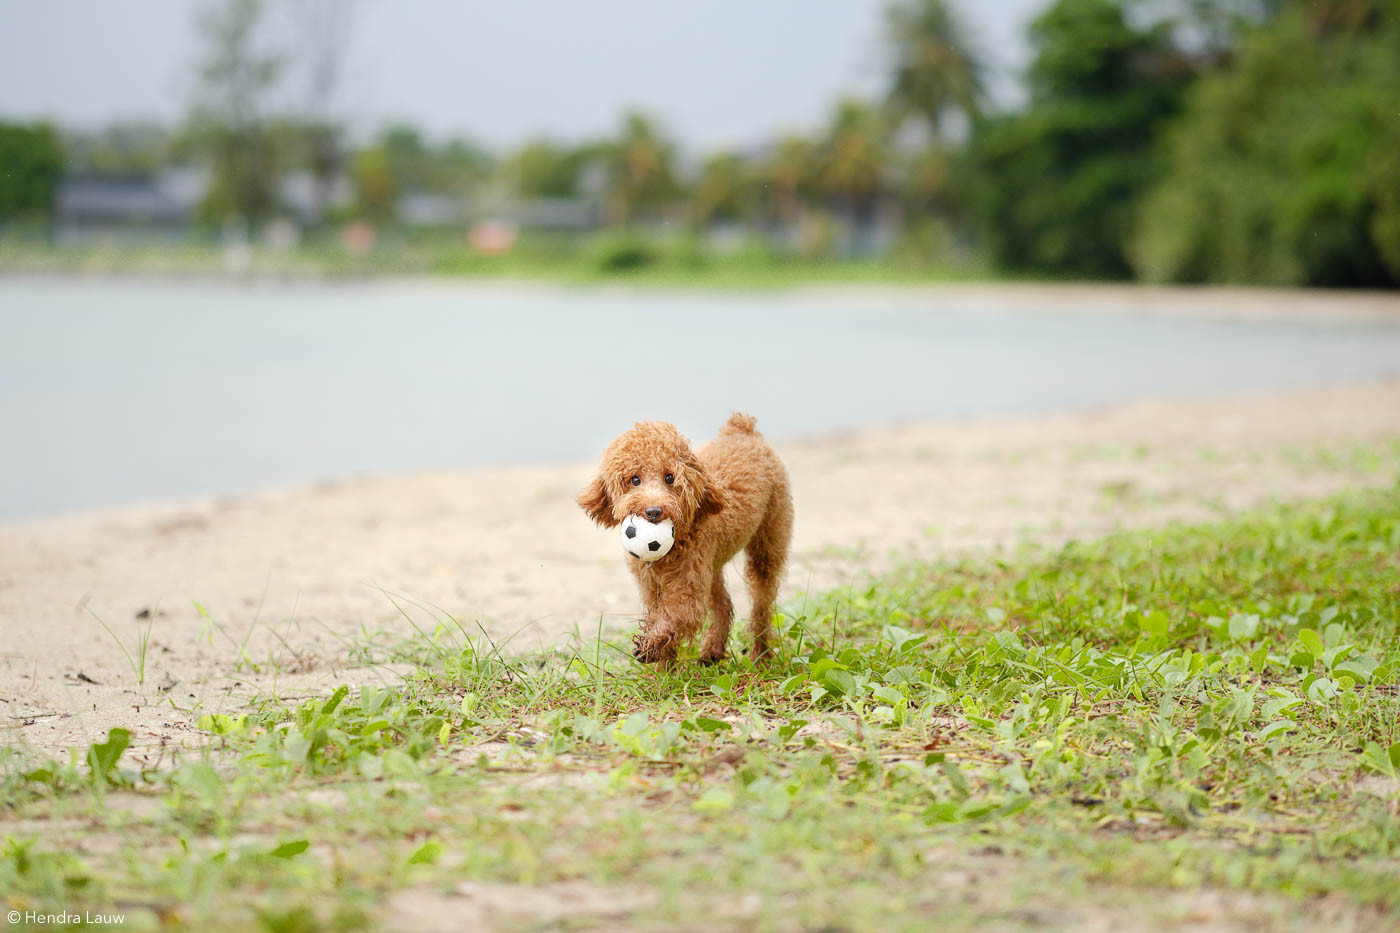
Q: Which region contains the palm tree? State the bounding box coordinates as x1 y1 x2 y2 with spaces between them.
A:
885 0 985 139
816 100 888 222
606 112 677 225
759 133 817 227
692 152 752 228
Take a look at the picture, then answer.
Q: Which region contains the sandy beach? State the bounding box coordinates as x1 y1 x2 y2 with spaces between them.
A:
2 377 1398 759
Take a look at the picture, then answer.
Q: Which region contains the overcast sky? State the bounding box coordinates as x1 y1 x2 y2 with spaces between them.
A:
0 0 1047 152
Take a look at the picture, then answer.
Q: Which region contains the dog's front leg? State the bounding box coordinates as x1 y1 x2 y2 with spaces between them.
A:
633 579 709 666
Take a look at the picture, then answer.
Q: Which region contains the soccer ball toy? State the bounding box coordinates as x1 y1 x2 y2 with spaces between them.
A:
621 514 675 562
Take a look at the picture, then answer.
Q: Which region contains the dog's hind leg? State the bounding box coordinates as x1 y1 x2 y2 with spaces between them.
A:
744 490 793 662
699 572 733 664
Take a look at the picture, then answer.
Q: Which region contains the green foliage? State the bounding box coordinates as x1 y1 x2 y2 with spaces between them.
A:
692 152 755 226
602 111 679 225
374 124 492 197
1133 1 1400 285
885 0 986 135
188 0 284 224
0 122 62 220
965 0 1191 278
351 146 396 223
504 138 590 199
5 486 1399 928
85 728 132 788
587 231 659 271
62 122 175 177
815 99 890 219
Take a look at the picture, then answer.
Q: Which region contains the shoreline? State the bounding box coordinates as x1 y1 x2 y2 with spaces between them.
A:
3 270 1398 324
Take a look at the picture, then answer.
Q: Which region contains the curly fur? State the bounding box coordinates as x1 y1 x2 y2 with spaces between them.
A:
578 412 793 665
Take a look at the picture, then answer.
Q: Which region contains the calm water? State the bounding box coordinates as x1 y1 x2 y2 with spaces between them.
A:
3 277 1399 522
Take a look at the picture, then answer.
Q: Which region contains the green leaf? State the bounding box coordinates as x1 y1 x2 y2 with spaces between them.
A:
1320 643 1355 671
321 685 350 715
1360 742 1397 777
1258 720 1294 741
172 761 223 802
1298 628 1324 657
268 840 309 859
778 674 807 695
1306 678 1338 704
884 625 927 653
1140 610 1169 639
940 759 970 799
22 767 59 788
871 685 904 705
1227 613 1259 641
406 840 444 866
821 669 857 697
692 717 732 733
86 728 130 785
693 787 734 812
1333 654 1378 684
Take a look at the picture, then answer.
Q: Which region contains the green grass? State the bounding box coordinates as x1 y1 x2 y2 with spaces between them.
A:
0 231 1005 289
3 487 1399 931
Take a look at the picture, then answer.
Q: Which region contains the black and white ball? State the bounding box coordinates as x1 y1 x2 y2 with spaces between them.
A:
621 514 675 562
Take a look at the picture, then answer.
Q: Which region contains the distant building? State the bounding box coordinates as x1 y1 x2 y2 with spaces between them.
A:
492 197 601 231
397 191 466 227
278 172 353 225
54 168 204 239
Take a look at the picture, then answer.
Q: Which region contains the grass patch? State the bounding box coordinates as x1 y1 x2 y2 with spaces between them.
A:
3 488 1399 930
0 231 1002 289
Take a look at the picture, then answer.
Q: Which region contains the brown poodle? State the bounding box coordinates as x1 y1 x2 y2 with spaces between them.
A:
578 413 793 665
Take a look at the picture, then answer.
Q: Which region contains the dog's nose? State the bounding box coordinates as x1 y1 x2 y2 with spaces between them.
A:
644 506 664 522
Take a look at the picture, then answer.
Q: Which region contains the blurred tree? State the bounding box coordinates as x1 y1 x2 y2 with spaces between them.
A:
378 125 431 190
0 122 63 220
372 125 491 196
758 133 817 227
293 0 356 225
505 140 586 199
604 112 678 225
1164 0 1285 64
188 0 284 226
435 137 494 194
693 152 754 227
884 0 985 138
898 144 955 217
964 0 1192 278
63 123 176 176
1132 0 1400 285
816 100 890 223
351 145 396 223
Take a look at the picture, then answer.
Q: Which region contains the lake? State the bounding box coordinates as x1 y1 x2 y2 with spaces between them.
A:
3 277 1399 521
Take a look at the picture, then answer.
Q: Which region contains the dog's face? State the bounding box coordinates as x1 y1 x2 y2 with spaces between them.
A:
578 421 723 538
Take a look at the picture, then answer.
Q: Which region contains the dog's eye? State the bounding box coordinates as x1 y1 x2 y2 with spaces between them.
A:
630 475 641 486
664 473 674 485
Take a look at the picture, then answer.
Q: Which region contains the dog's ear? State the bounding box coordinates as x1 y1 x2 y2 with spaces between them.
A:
700 482 725 518
577 476 618 527
681 449 724 520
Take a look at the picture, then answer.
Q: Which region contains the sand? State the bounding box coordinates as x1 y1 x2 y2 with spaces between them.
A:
2 379 1399 759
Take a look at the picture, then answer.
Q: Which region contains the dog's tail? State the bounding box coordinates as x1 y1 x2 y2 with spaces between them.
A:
720 411 758 435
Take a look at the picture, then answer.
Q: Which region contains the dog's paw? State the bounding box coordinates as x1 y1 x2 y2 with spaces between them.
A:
632 632 677 665
697 652 727 667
